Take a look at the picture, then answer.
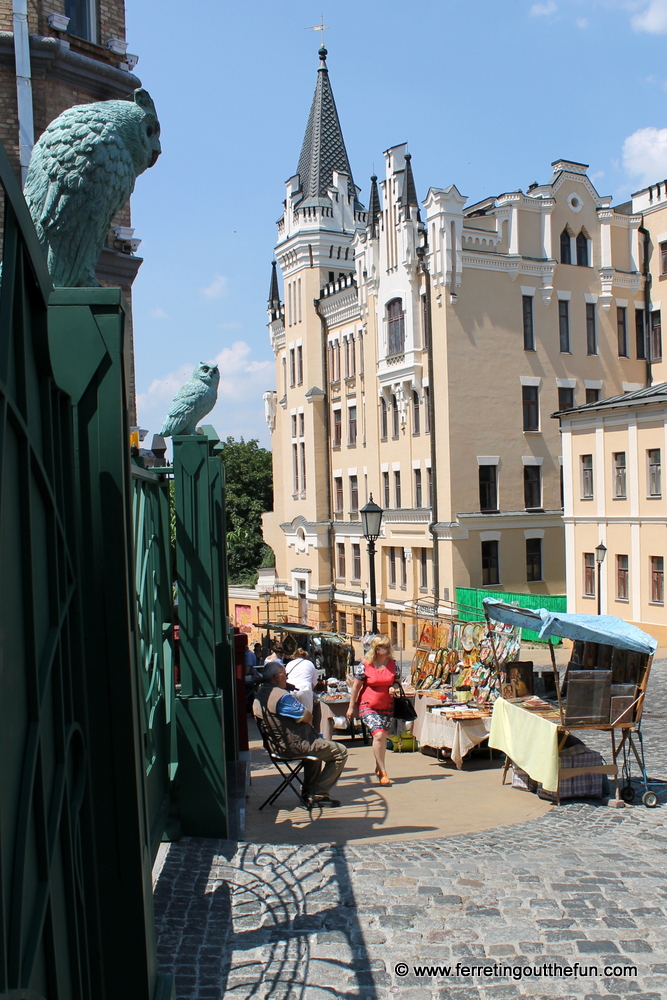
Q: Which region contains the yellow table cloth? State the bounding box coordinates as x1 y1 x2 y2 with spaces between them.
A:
489 698 560 792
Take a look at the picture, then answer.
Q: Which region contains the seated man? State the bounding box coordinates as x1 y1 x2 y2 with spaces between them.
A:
253 662 347 807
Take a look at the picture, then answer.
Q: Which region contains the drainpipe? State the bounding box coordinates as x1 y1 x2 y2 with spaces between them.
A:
416 244 440 607
12 0 34 187
639 219 652 387
314 296 336 631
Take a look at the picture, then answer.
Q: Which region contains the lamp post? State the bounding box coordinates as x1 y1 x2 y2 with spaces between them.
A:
361 496 383 635
595 541 607 616
263 590 271 626
361 589 366 635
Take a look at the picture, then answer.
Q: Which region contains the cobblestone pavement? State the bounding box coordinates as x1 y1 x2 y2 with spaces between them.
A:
153 661 667 1000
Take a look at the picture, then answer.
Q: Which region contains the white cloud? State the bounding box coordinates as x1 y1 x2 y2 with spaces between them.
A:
530 1 557 16
200 274 228 299
150 307 169 319
632 0 667 33
575 16 589 28
622 126 667 186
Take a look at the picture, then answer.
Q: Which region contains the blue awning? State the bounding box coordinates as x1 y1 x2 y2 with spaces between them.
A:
483 598 657 654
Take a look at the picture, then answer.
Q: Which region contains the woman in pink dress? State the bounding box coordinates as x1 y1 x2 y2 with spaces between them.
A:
346 635 400 786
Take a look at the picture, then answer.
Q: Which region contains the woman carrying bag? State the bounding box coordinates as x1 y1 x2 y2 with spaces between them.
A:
346 635 400 786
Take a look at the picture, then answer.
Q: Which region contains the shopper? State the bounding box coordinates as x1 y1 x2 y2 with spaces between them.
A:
254 662 347 807
285 647 319 712
346 635 400 786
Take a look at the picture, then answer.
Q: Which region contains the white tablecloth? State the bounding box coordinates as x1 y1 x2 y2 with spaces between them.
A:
418 712 493 769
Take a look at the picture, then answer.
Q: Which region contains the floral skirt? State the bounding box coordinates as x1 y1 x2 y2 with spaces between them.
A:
359 709 394 735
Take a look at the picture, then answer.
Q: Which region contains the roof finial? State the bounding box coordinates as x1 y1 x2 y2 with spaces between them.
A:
305 15 329 61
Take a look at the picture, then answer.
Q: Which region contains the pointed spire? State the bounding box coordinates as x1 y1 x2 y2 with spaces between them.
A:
401 153 421 222
296 47 359 205
368 174 381 239
268 260 280 307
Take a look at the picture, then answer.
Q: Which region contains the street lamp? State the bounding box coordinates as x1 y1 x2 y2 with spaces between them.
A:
361 495 383 634
595 541 607 616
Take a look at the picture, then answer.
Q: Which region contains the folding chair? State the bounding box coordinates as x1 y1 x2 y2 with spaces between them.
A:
255 717 318 810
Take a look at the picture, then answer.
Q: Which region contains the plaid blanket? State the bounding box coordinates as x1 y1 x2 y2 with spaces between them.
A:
511 741 605 800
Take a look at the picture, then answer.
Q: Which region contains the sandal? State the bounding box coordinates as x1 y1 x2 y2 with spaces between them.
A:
374 763 381 776
378 771 392 786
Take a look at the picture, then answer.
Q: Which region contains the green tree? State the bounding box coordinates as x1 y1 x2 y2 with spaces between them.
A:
217 436 274 585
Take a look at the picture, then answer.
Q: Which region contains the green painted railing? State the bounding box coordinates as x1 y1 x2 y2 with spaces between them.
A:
456 587 567 643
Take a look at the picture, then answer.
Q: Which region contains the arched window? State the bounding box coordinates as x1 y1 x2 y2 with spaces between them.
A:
412 390 420 435
380 397 388 440
576 231 588 267
560 229 571 265
387 299 405 356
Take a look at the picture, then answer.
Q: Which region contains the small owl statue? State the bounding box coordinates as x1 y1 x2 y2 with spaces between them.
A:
24 88 161 287
159 363 221 437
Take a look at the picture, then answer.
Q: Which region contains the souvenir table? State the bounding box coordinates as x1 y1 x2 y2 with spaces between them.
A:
484 598 656 804
418 709 493 769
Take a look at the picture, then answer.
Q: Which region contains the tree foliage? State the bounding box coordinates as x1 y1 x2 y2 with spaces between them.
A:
217 436 274 585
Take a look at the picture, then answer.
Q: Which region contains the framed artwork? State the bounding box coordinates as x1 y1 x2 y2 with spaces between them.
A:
501 682 517 699
506 662 534 698
564 669 612 726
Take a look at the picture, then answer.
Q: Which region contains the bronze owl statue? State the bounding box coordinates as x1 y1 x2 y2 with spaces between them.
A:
24 88 161 287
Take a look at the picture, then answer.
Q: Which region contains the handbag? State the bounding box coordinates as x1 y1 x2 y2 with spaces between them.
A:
393 684 417 722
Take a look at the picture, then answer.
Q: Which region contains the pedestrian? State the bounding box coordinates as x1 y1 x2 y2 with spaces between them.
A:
285 647 319 712
263 642 284 667
254 662 347 807
346 635 400 786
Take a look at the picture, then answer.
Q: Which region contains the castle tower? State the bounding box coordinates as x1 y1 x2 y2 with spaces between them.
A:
262 46 366 627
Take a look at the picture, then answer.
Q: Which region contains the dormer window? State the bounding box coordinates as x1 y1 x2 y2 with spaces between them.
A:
387 299 405 356
560 229 571 265
576 231 589 267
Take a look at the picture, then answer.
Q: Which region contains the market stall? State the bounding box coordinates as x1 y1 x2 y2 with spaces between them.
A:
410 617 522 766
484 598 657 804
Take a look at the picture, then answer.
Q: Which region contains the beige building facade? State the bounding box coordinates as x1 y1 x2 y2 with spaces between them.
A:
262 47 652 653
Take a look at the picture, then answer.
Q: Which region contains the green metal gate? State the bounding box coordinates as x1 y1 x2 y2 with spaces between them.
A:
0 136 173 1000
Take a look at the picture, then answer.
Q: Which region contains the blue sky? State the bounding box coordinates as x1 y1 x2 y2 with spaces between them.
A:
126 0 667 449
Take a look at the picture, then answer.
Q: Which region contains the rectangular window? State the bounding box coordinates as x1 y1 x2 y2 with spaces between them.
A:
522 385 539 431
292 443 299 495
481 540 500 586
400 548 407 588
559 300 570 353
648 448 662 496
651 555 664 604
617 554 629 600
350 475 359 513
651 310 662 362
300 442 306 494
335 341 341 380
522 295 535 351
383 471 390 509
558 387 574 411
353 613 362 638
414 468 423 508
661 241 667 275
296 345 303 384
420 548 428 589
332 409 341 448
581 454 594 498
391 395 399 438
380 398 388 440
289 347 296 386
584 552 595 596
298 413 305 437
636 308 646 360
526 538 542 582
586 302 597 355
389 547 396 587
334 476 343 512
421 294 430 349
424 386 431 433
387 300 405 356
348 406 357 446
394 471 401 508
427 467 433 507
358 332 364 375
291 414 297 438
412 391 420 434
586 388 600 404
336 543 345 580
617 307 628 358
352 543 361 581
479 465 498 511
613 452 626 498
524 466 541 509
391 620 398 646
339 611 347 634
